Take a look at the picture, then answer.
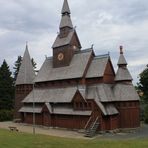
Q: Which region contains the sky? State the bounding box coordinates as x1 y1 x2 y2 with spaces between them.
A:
0 0 148 84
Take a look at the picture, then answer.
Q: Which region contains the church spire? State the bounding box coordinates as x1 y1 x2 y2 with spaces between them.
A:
15 43 35 85
117 46 127 66
61 0 70 14
60 0 73 29
115 46 133 82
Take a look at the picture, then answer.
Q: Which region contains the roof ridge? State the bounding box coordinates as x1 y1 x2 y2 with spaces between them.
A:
75 48 93 54
94 54 109 59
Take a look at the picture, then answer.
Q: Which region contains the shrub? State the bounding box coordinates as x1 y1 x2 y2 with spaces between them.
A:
0 109 13 121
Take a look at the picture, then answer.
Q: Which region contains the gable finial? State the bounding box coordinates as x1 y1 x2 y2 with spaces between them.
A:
120 45 123 54
91 44 94 49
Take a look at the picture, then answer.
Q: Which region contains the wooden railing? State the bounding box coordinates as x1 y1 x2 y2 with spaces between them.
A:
84 116 92 129
91 116 99 130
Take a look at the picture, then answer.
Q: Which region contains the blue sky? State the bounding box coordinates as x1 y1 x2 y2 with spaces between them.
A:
0 0 148 84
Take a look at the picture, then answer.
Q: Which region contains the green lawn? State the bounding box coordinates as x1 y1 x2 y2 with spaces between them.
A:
0 128 148 148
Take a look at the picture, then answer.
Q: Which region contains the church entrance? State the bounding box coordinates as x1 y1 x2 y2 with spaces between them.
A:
43 111 51 126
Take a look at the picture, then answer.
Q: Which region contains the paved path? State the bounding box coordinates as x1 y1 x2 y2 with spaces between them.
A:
98 124 148 140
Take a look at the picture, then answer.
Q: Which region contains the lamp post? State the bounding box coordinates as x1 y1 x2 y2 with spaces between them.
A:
33 82 35 134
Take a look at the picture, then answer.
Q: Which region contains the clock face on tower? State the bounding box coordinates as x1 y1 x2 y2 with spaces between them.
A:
57 52 64 61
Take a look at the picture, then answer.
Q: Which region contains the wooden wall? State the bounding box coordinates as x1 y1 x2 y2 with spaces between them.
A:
14 84 33 118
116 101 140 128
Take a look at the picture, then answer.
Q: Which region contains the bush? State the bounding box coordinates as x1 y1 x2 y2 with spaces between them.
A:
0 110 13 121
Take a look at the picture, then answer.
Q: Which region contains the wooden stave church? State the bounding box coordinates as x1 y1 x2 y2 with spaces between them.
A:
14 0 140 131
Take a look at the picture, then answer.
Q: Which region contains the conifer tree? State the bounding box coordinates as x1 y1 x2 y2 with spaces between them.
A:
0 60 14 110
13 56 22 81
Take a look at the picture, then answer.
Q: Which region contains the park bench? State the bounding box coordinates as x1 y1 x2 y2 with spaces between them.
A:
9 126 19 132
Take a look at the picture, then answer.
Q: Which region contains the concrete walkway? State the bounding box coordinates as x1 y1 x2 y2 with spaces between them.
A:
0 121 89 139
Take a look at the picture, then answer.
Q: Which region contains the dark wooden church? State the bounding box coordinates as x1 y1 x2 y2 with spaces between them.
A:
14 0 140 134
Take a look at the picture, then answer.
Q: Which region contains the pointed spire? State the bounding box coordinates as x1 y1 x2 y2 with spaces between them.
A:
15 43 35 85
117 46 127 66
60 0 73 29
115 46 133 82
61 0 70 14
26 41 28 50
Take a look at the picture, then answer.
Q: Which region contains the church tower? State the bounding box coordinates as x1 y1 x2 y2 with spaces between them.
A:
52 0 81 68
14 43 35 118
115 46 133 83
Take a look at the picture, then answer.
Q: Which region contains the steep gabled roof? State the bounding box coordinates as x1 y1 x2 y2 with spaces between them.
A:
15 44 35 85
52 29 74 48
87 84 115 102
113 83 140 101
115 67 133 81
86 55 109 78
34 49 92 82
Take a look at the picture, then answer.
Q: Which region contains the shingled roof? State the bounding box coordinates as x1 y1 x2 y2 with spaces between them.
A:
113 83 140 101
86 55 109 78
23 87 78 103
115 48 133 82
52 29 74 48
19 105 42 113
15 44 35 85
60 13 73 29
34 49 93 82
115 67 133 81
118 54 127 65
61 0 71 14
53 106 91 116
87 84 115 102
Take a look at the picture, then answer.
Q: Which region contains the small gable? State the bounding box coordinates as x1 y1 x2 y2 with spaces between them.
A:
70 31 82 50
72 90 85 103
103 59 115 83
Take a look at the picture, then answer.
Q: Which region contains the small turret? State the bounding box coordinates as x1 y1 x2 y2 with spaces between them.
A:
115 46 133 83
14 43 35 119
15 43 35 85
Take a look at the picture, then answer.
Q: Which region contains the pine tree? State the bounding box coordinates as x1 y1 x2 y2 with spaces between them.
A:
13 56 22 81
0 60 14 110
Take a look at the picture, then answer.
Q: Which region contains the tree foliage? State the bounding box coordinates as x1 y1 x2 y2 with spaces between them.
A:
13 56 22 81
138 64 148 123
0 60 14 110
138 64 148 103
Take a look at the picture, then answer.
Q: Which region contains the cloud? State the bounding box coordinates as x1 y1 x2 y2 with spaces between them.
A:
0 0 148 85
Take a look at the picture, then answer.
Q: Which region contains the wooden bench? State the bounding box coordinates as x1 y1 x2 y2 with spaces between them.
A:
9 126 19 132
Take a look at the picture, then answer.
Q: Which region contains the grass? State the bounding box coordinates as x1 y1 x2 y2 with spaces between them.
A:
0 128 148 148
